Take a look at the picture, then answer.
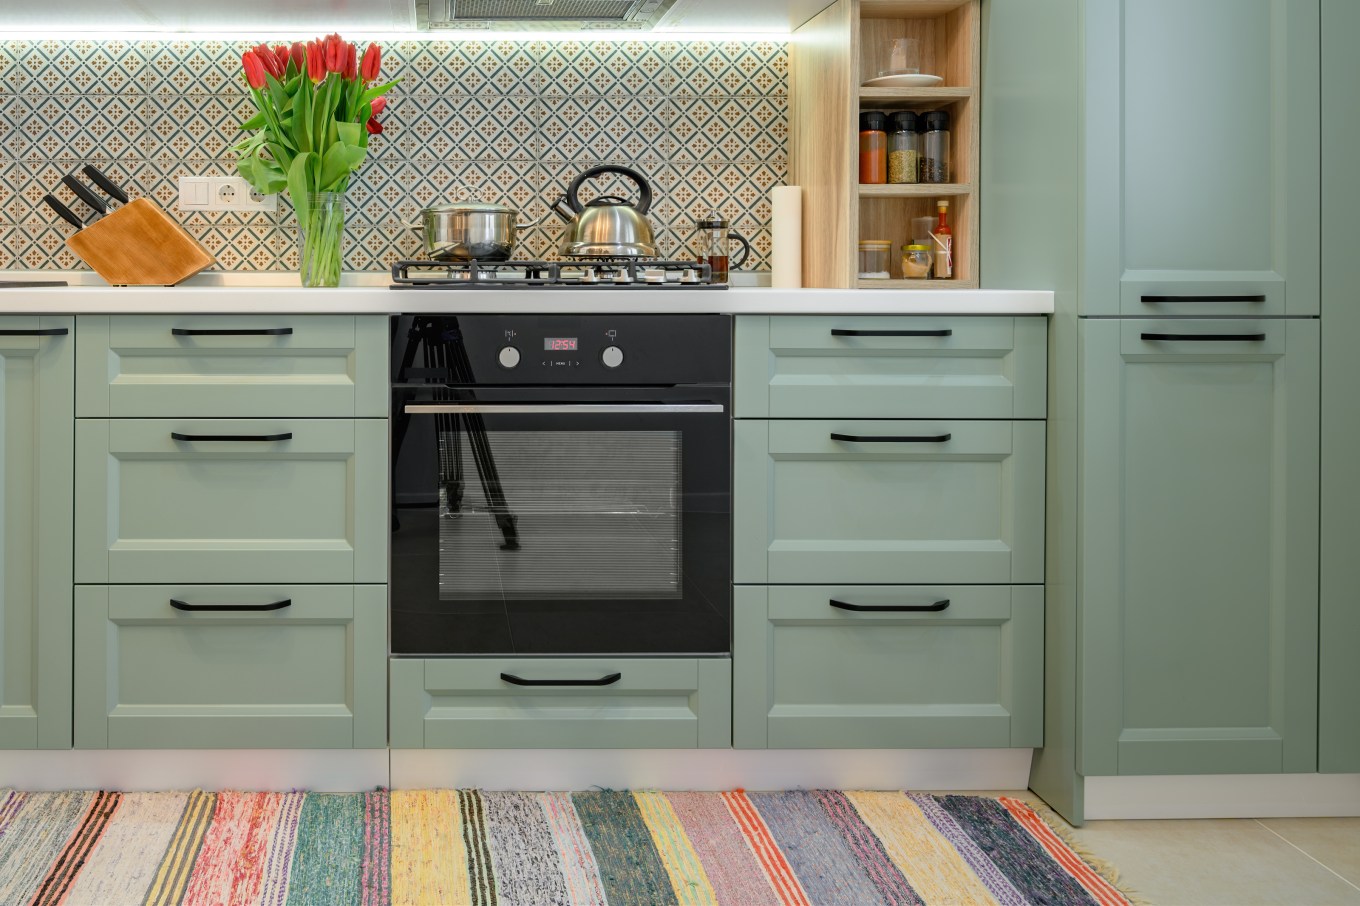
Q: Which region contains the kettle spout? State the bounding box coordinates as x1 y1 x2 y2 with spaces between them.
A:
550 194 576 223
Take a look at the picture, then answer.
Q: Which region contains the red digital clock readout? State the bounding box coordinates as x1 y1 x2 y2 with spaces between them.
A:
544 338 579 351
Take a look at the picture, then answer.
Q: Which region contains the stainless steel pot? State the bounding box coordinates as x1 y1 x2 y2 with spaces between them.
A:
551 165 657 259
409 201 535 262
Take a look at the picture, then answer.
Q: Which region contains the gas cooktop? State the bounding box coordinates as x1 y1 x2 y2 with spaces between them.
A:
389 259 726 290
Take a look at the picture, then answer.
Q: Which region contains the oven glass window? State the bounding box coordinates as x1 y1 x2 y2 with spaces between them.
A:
437 428 683 601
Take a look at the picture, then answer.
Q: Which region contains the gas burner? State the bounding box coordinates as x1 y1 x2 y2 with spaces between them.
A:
390 259 724 290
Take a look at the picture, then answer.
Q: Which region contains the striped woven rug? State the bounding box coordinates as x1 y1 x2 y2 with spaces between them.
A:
0 789 1130 905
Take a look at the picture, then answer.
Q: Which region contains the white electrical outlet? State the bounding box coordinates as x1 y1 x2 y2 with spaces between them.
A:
178 176 277 213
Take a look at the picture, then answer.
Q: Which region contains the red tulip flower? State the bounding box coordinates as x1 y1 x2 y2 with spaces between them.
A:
325 33 346 74
360 43 381 82
289 42 306 75
343 43 358 80
252 43 284 79
366 95 387 135
241 50 267 89
306 40 325 82
272 44 290 75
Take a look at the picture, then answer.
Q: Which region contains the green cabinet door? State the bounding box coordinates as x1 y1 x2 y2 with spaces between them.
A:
735 418 1045 584
75 418 387 584
1079 319 1320 776
733 585 1043 749
390 657 732 749
1083 0 1319 316
74 584 387 748
0 318 73 750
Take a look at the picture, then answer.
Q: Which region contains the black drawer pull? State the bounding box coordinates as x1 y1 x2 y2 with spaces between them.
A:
500 672 622 687
830 598 951 613
170 598 292 612
831 328 952 337
171 432 293 442
171 327 294 336
1140 333 1266 342
1141 295 1266 304
0 328 69 336
831 432 951 443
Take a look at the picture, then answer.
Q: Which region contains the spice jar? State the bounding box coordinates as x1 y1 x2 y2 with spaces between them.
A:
857 240 892 279
858 111 887 184
887 111 921 185
922 110 951 183
902 244 932 278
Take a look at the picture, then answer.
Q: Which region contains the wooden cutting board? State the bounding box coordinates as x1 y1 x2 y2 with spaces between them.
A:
67 198 215 286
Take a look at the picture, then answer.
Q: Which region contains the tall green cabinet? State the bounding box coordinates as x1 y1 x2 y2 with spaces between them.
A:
0 318 73 749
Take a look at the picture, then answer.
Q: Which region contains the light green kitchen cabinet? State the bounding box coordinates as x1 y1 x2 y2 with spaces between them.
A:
735 316 1047 419
74 584 387 748
390 657 732 749
76 315 389 418
75 418 387 584
1079 319 1320 776
0 318 73 749
1319 0 1360 773
733 585 1042 749
734 418 1044 585
1083 0 1319 316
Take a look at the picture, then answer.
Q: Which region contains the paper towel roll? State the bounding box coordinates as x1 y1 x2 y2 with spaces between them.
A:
770 185 802 288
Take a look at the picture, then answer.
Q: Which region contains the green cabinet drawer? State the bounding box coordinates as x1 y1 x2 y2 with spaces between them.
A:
73 584 387 749
75 418 387 584
76 315 388 418
735 419 1045 584
733 585 1043 749
0 318 74 750
390 657 732 749
1079 319 1319 776
734 316 1047 419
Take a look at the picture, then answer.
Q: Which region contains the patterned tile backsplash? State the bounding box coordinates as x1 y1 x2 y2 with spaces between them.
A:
0 38 787 272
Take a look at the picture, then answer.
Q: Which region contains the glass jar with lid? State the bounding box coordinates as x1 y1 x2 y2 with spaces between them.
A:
887 111 921 185
902 244 932 278
857 240 892 279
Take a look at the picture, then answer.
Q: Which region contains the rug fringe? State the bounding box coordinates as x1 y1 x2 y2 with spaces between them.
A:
1025 800 1148 906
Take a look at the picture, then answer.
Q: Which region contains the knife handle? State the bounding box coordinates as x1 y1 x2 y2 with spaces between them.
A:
81 164 130 204
42 194 84 230
62 175 109 215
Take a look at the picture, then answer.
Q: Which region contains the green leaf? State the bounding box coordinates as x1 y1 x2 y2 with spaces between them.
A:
287 151 316 212
317 142 366 193
293 83 312 153
336 121 363 147
361 80 399 104
240 111 267 131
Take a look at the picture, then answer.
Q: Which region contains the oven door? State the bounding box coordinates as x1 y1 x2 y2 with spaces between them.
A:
390 384 731 656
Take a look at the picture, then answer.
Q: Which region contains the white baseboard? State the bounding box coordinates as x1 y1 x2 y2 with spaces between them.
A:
1083 774 1360 819
389 748 1035 791
0 750 390 792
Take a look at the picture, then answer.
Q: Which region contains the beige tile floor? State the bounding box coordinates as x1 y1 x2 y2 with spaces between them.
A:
951 791 1360 905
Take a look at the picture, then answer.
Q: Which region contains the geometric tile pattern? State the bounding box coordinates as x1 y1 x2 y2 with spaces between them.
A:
0 38 787 273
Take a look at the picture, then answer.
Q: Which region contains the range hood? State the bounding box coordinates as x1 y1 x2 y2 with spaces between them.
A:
420 0 681 30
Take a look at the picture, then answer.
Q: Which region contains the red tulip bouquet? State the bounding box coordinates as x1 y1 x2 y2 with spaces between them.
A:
234 35 397 286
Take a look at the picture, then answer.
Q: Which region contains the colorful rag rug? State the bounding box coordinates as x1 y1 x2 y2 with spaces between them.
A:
0 789 1131 906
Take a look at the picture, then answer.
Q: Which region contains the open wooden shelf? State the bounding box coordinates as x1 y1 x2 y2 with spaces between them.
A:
857 278 973 288
857 86 974 110
858 182 971 197
860 0 973 16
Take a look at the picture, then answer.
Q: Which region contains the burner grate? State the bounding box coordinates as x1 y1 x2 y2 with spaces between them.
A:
389 259 726 290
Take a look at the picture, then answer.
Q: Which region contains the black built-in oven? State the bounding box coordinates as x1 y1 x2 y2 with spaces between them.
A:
390 314 731 657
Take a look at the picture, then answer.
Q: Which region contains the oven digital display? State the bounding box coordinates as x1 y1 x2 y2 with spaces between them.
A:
544 337 579 351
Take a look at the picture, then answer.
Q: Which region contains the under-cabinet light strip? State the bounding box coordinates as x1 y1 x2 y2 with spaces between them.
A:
3 29 790 41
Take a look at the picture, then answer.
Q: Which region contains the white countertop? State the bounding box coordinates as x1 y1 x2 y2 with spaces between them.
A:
0 272 1054 315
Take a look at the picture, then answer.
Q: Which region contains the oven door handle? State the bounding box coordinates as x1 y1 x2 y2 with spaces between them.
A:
500 672 623 687
404 403 725 414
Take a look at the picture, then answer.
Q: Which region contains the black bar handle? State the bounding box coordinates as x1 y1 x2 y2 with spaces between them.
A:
172 327 294 336
830 598 951 613
1140 333 1267 342
500 672 622 687
831 432 952 443
171 432 293 442
831 328 952 337
0 328 69 336
1141 295 1266 304
62 175 109 215
170 598 292 612
81 164 130 204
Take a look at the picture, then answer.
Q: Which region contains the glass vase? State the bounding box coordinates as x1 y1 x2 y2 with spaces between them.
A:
297 192 345 287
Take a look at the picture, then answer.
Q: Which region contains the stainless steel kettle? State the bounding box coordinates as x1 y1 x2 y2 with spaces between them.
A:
551 165 657 258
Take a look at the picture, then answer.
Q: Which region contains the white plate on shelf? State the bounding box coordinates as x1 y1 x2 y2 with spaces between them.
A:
862 73 944 88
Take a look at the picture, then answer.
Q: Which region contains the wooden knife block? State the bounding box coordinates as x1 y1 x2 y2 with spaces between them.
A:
66 198 215 286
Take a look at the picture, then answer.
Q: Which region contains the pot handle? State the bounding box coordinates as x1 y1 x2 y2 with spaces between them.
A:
403 219 423 235
729 230 752 270
565 165 653 216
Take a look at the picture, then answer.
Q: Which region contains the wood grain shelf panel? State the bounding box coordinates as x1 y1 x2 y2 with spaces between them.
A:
858 183 972 197
858 87 975 108
860 0 973 18
858 278 979 289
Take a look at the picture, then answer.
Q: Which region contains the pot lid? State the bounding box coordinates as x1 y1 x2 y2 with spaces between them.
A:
423 201 516 214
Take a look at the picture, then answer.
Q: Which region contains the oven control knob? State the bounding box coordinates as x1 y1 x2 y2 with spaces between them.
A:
497 345 521 369
600 345 624 369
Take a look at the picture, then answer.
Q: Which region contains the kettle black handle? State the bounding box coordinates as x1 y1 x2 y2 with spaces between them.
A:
565 165 653 216
729 230 752 270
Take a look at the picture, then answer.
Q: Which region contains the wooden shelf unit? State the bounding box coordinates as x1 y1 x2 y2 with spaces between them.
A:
791 0 980 288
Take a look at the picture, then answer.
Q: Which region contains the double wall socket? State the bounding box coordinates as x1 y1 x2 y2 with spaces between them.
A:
178 176 277 213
